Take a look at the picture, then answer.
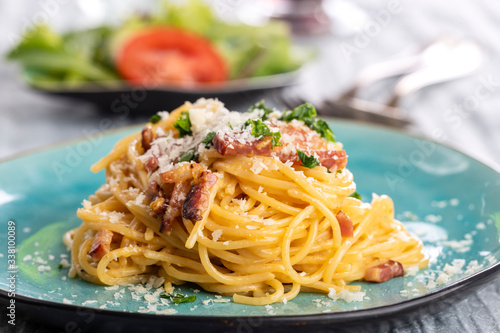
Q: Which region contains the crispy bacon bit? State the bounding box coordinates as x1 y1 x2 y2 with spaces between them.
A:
213 132 272 156
277 122 327 150
212 123 347 170
145 182 161 202
275 149 347 171
365 260 404 283
336 210 353 237
157 162 211 234
183 171 218 222
160 162 206 184
160 181 191 234
144 156 159 173
88 229 114 260
314 150 348 170
150 197 167 218
141 126 155 151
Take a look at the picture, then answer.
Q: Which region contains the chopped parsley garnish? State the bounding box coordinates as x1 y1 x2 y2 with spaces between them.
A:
271 132 282 148
297 150 320 169
58 264 63 269
280 103 336 143
173 111 192 138
149 114 161 124
202 131 216 148
160 293 197 305
248 100 274 121
280 103 316 122
336 169 343 174
178 148 198 163
305 118 336 143
245 119 282 148
350 191 362 200
246 119 268 137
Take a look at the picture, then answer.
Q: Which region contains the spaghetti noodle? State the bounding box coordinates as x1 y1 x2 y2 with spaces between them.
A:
65 98 428 305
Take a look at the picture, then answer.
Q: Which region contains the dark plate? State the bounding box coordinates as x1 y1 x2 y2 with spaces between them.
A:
23 70 302 114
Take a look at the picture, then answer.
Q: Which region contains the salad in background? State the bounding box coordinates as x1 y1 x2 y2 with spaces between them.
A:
6 0 312 89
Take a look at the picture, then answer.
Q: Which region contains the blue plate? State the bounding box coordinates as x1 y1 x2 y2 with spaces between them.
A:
1 120 500 332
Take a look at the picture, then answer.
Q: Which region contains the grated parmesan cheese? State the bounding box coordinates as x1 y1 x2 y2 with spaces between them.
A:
59 259 70 268
144 294 158 303
476 222 486 230
82 199 92 209
82 300 97 305
212 229 223 242
250 157 268 174
443 259 465 276
465 260 483 275
425 214 443 223
436 273 449 284
133 192 146 206
404 265 419 277
426 280 437 289
214 295 231 303
105 285 119 291
327 289 365 303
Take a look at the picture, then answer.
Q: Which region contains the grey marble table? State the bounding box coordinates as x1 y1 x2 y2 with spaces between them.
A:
1 0 500 332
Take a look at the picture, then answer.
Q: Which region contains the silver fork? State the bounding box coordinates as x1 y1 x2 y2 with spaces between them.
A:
278 37 483 127
279 88 410 127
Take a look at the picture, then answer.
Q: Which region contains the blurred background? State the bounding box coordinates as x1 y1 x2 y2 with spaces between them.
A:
2 0 499 166
1 0 500 332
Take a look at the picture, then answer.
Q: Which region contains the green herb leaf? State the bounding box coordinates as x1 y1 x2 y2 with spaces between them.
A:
271 132 282 148
297 150 320 169
280 103 317 122
173 112 192 138
248 100 274 121
178 148 198 163
58 264 63 269
350 191 362 200
246 119 270 138
245 119 282 148
202 131 216 148
161 293 197 305
336 169 342 174
304 118 336 143
149 114 161 124
280 103 336 143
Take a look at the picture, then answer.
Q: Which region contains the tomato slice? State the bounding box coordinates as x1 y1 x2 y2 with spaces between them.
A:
116 27 228 87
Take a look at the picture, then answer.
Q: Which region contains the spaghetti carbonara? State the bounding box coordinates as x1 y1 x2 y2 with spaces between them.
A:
65 98 428 305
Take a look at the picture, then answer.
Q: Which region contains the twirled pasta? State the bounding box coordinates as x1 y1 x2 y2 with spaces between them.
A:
65 99 428 305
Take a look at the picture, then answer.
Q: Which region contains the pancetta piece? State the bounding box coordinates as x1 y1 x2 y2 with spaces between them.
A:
88 229 114 260
141 126 155 151
183 171 218 222
213 122 347 170
160 181 191 234
213 132 273 156
365 260 404 283
336 210 353 237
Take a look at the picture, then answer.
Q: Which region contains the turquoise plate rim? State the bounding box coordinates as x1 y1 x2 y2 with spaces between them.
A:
1 118 500 329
